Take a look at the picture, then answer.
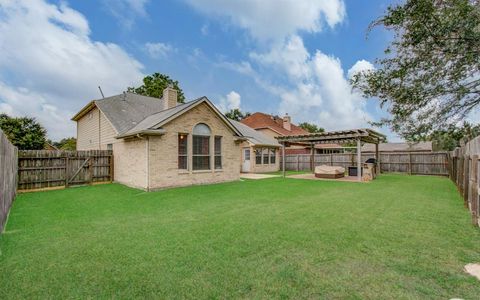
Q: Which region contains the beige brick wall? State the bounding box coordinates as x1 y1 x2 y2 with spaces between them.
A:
76 106 118 150
147 102 241 189
239 143 279 173
113 138 148 190
251 146 279 173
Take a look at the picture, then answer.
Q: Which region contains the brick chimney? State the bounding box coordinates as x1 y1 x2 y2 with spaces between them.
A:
283 114 291 131
162 84 178 110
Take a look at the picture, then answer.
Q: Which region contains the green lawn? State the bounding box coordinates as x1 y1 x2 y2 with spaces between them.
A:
1 175 480 299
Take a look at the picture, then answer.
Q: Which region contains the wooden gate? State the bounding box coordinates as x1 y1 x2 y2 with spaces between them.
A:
18 150 113 191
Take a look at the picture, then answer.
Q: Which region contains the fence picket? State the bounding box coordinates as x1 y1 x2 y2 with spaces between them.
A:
17 150 113 191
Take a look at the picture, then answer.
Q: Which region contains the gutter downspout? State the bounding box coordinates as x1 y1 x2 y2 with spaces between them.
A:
146 136 150 191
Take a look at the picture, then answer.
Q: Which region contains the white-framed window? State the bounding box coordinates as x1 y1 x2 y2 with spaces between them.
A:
255 149 262 165
262 148 269 164
107 143 113 150
270 148 276 164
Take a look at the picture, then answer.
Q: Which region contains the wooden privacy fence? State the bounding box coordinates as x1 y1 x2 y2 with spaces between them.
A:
0 129 17 232
18 150 113 191
449 136 480 227
281 152 449 176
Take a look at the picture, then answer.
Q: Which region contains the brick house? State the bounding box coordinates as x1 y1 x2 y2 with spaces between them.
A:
229 119 281 173
240 113 343 155
72 86 246 190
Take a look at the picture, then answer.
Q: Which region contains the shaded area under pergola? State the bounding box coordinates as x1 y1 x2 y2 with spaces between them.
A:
276 128 387 181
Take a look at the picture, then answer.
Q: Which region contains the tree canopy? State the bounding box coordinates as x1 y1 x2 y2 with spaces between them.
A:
0 114 47 150
352 0 480 141
225 108 251 121
50 137 77 150
416 122 480 151
128 73 186 103
298 122 325 133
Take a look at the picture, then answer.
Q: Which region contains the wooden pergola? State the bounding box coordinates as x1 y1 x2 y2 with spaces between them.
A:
276 128 387 181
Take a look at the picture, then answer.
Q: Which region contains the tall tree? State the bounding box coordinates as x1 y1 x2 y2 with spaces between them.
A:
128 73 186 103
53 137 77 150
0 114 47 150
298 122 325 133
225 108 251 121
352 0 480 140
418 122 480 151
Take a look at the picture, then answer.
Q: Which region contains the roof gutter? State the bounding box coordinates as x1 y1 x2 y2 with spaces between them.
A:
116 129 166 139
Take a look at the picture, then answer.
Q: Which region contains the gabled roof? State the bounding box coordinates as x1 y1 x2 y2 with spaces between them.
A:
72 92 166 134
240 112 308 136
361 142 433 152
117 97 242 138
229 119 281 147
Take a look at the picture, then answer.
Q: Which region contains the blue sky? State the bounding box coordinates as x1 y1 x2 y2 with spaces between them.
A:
0 0 398 140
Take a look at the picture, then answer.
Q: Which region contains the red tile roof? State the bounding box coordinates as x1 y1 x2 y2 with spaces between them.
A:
240 112 308 136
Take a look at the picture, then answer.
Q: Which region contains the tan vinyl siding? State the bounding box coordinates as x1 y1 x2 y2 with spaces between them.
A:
76 105 118 150
99 113 117 149
76 108 100 150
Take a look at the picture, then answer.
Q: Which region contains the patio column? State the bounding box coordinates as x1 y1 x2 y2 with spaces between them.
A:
357 138 362 182
282 142 286 178
310 143 315 173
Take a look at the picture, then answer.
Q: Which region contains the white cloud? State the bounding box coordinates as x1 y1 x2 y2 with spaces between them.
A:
183 0 345 40
0 0 144 140
246 35 372 130
347 59 375 79
102 0 150 29
144 42 174 59
217 91 241 112
201 24 209 35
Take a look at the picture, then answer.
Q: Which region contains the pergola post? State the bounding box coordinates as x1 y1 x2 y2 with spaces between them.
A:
282 142 286 178
357 138 362 182
310 143 315 173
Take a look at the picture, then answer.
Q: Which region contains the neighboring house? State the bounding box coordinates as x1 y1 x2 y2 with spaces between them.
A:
229 120 281 173
44 142 58 150
240 112 341 154
240 113 311 154
361 142 433 153
72 86 245 190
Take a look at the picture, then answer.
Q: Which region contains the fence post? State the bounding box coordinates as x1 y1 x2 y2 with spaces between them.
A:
463 156 470 208
408 152 412 175
89 155 94 185
65 155 69 187
470 155 478 226
110 152 114 182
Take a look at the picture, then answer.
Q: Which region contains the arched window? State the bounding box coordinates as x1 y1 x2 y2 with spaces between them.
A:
193 123 211 170
193 123 211 136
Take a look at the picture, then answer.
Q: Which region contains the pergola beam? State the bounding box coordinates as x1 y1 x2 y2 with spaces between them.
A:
276 128 386 181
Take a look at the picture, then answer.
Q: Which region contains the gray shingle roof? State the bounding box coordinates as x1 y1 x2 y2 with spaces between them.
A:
118 97 204 137
94 92 166 134
229 119 281 147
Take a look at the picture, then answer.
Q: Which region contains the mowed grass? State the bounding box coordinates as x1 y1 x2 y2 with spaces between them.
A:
1 175 480 299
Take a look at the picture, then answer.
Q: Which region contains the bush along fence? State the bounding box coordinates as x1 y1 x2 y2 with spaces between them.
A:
0 129 18 232
281 152 449 176
449 136 480 227
17 150 113 192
